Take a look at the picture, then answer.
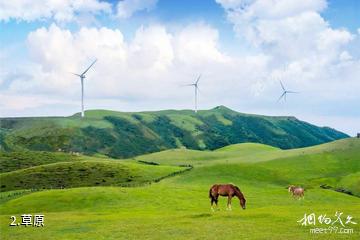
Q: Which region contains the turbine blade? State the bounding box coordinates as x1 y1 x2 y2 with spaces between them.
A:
287 91 299 94
196 74 201 84
280 81 285 91
81 59 97 75
277 92 286 102
69 72 82 77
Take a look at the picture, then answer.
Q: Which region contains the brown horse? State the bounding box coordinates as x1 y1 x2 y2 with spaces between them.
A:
209 184 246 211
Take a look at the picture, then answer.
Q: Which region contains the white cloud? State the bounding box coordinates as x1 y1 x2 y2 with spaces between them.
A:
3 19 358 125
216 0 357 90
216 0 327 18
117 0 158 18
217 0 352 62
0 0 111 22
1 21 272 120
339 51 352 62
129 25 173 71
0 93 67 111
6 23 244 99
174 23 230 65
23 24 128 96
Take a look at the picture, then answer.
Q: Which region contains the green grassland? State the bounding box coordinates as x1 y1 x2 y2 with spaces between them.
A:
0 150 187 192
0 138 359 239
0 106 348 158
0 160 185 192
0 151 80 173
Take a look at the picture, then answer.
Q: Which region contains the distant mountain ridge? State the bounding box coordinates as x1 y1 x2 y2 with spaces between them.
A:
0 106 348 158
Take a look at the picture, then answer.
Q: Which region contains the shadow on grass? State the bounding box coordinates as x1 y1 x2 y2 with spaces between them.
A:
188 213 212 218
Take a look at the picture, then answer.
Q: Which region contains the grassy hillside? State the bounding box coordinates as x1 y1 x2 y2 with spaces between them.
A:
0 159 185 192
0 106 348 158
0 150 80 173
136 138 360 196
134 143 280 166
0 139 359 239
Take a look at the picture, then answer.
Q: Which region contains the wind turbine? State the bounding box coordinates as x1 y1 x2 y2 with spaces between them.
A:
278 80 298 102
72 59 97 118
185 75 201 113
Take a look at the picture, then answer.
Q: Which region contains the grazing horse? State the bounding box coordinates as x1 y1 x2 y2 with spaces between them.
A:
288 185 305 199
209 184 246 211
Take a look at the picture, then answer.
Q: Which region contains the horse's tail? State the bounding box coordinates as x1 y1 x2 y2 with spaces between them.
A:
209 188 212 199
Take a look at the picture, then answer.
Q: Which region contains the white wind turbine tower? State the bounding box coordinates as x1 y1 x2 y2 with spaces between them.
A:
185 75 201 113
72 59 97 118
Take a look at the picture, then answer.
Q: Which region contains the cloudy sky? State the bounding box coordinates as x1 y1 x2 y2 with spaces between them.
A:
0 0 359 135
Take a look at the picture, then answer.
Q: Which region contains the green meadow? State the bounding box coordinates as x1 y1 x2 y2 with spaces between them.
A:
0 138 359 239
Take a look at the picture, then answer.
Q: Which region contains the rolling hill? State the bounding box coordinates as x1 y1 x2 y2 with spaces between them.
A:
1 138 359 196
0 160 186 192
0 138 359 239
0 106 348 158
0 150 188 192
135 138 360 196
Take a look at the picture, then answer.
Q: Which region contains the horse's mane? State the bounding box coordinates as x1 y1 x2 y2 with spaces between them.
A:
234 185 244 199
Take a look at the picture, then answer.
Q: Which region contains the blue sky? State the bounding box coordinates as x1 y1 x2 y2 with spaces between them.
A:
322 0 359 31
1 0 358 41
1 0 357 58
0 0 359 135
